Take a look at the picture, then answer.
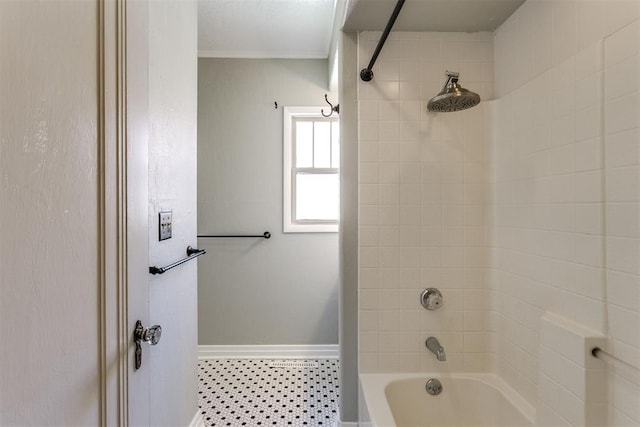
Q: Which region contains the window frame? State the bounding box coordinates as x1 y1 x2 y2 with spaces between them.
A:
283 106 339 233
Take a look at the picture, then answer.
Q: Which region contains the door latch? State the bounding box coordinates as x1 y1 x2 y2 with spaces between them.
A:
133 320 162 370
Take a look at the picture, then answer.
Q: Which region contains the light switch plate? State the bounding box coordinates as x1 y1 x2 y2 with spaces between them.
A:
159 211 172 241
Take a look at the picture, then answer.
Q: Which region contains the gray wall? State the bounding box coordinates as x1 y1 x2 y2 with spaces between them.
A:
197 59 339 345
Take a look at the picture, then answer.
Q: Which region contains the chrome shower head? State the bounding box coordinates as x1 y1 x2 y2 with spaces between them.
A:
427 71 481 113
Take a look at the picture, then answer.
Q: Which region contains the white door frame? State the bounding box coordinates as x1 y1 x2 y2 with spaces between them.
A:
98 0 150 425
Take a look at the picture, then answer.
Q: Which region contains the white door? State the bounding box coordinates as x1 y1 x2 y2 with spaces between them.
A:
104 1 199 425
101 0 152 424
125 0 152 425
0 0 152 425
1 0 198 424
1 0 112 425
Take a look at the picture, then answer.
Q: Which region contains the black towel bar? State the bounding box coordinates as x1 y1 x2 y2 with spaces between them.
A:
149 246 206 275
198 231 271 239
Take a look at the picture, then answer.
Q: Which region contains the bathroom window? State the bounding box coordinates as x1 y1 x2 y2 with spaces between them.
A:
283 106 339 233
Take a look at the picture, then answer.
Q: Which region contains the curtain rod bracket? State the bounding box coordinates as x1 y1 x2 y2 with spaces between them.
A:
360 69 374 82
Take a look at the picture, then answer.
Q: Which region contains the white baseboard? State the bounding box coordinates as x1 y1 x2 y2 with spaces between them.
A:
188 410 204 427
338 422 360 427
198 344 339 360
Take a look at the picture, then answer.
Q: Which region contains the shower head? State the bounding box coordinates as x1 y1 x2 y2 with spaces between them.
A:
427 71 481 113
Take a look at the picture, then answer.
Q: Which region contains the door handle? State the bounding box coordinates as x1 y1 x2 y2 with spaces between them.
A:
133 320 162 370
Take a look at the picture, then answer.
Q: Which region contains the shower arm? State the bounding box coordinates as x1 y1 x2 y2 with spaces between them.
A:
441 71 459 87
360 0 406 82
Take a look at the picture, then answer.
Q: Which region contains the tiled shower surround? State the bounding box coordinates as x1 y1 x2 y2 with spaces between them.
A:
357 30 494 373
356 1 639 425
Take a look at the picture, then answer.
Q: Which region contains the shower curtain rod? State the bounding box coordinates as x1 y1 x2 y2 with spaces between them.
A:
360 0 406 82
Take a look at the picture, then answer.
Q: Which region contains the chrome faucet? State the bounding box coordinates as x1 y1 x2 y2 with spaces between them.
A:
426 337 446 361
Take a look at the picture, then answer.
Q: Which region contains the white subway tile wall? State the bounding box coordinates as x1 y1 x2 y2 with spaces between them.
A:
356 1 639 425
537 313 608 427
357 30 493 374
604 13 640 427
491 0 640 425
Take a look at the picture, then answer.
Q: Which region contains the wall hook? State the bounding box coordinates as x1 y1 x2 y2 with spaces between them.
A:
321 94 339 117
274 101 278 109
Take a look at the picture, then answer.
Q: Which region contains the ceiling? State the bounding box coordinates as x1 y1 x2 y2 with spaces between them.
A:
343 0 526 32
198 0 337 58
197 0 526 59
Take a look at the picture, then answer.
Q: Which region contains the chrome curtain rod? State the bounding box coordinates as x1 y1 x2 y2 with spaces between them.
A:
149 246 206 275
360 0 406 82
592 347 640 375
198 231 271 239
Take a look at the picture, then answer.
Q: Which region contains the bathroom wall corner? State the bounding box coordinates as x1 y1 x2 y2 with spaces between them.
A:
339 30 360 424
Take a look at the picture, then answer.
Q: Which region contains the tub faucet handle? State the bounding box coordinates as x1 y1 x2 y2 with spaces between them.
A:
420 288 443 310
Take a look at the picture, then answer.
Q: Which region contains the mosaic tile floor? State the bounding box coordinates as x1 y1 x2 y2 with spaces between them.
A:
198 359 340 427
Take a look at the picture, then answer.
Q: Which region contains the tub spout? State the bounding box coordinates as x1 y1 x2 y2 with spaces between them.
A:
426 337 446 361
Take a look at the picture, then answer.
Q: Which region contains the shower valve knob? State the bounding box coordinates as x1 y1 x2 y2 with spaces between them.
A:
420 288 443 310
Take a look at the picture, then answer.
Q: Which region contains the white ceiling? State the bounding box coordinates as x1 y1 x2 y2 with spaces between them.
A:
197 0 526 59
343 0 526 32
198 0 337 58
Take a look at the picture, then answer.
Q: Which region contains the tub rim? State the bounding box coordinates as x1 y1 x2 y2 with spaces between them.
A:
359 372 536 427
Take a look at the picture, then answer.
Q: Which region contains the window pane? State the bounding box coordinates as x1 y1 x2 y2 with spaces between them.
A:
331 121 340 168
313 121 331 168
295 173 339 221
296 121 313 167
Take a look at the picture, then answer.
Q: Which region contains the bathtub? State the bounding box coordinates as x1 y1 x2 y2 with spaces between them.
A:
359 373 535 427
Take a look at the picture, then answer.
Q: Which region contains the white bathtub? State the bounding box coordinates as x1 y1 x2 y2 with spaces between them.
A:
359 373 535 427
